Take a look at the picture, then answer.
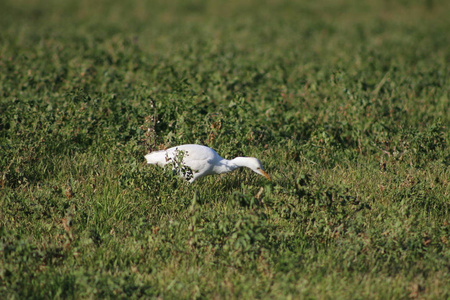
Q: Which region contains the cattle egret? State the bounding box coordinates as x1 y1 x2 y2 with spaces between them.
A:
145 144 271 183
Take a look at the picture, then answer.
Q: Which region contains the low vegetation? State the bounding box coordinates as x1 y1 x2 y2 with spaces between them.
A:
1 0 449 298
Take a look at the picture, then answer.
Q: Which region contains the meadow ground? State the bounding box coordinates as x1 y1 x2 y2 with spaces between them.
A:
0 0 449 298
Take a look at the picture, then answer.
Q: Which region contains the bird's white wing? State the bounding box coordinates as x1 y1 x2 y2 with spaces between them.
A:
145 145 225 182
172 145 218 162
167 145 221 174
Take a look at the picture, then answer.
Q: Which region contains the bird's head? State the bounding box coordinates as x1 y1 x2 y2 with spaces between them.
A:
246 158 271 181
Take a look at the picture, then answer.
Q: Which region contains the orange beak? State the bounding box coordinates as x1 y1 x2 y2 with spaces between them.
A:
259 169 272 181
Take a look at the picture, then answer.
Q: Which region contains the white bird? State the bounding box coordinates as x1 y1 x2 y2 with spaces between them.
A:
145 144 271 183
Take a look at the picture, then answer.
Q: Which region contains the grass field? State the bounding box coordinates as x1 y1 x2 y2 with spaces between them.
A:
1 0 449 298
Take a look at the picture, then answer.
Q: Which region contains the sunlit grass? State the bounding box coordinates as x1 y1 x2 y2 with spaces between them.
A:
1 0 449 298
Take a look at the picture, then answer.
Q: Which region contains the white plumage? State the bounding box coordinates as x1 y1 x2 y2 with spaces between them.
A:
145 144 271 183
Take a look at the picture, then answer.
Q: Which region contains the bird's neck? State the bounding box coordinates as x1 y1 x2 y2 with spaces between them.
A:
213 157 253 175
227 157 251 170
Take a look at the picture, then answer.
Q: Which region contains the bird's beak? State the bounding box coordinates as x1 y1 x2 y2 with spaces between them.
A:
258 169 272 181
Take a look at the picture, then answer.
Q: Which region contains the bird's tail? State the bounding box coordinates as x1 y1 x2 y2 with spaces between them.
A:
144 150 167 166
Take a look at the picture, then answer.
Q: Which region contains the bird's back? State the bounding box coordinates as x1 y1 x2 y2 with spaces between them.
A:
145 144 221 166
167 144 219 162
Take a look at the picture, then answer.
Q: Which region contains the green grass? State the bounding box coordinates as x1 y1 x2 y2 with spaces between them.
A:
1 0 449 298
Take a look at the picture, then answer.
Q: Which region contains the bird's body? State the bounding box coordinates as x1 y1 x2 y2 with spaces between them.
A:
145 144 271 183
